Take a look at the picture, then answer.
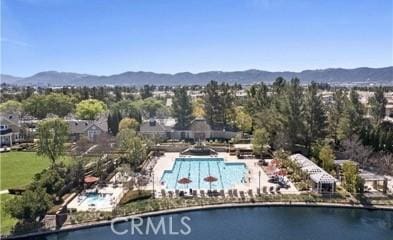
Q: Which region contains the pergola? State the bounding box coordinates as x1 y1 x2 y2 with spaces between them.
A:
359 170 389 193
290 154 337 194
310 172 337 193
233 144 254 159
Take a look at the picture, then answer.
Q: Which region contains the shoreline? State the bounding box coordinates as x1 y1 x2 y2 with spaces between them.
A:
6 201 393 239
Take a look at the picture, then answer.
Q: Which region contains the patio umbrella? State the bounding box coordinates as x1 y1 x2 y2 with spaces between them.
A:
204 176 218 192
178 177 192 190
84 175 99 184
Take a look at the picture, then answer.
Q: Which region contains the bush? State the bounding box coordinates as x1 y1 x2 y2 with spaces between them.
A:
119 190 152 205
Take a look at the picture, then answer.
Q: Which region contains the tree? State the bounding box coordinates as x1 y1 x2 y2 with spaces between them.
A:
112 100 141 121
234 106 253 133
204 81 234 127
44 93 76 117
137 98 165 118
119 117 140 131
348 89 365 135
37 118 68 165
173 87 193 129
342 135 373 168
369 87 387 125
204 80 222 126
246 82 270 116
342 162 359 193
5 188 52 222
23 93 75 119
304 82 328 151
30 164 67 195
108 110 122 135
252 128 270 157
318 144 334 171
68 159 85 189
117 129 148 170
0 100 23 114
328 89 348 144
140 85 153 99
76 99 107 120
23 95 47 119
286 78 305 149
114 86 123 101
192 98 205 118
219 83 235 126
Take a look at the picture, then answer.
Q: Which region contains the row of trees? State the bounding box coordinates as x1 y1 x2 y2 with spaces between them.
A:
0 94 108 120
170 81 241 130
249 79 391 154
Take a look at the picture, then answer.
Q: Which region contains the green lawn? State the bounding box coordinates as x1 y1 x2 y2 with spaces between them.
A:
0 194 17 235
0 151 73 190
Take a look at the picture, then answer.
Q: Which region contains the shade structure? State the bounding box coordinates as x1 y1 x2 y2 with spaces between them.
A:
178 177 192 185
203 176 218 183
204 176 218 192
84 175 99 184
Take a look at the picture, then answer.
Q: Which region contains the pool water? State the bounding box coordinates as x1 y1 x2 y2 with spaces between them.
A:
82 193 112 208
161 156 247 190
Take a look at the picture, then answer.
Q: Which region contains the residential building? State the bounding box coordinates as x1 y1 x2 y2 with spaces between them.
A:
0 114 23 146
140 117 240 141
66 114 108 142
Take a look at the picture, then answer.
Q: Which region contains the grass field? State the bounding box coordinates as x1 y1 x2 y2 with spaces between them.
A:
0 151 73 235
0 151 73 190
0 194 17 235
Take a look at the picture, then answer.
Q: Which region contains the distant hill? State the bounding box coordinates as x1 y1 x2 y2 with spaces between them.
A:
1 67 392 86
0 74 23 83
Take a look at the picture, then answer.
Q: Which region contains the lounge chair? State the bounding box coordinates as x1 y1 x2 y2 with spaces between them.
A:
228 189 233 198
168 191 174 198
200 190 205 197
220 189 225 198
276 186 281 194
192 190 197 197
239 191 245 200
256 188 261 196
175 190 180 197
233 189 238 197
161 189 166 198
269 186 275 194
213 190 218 197
263 186 267 194
248 189 253 197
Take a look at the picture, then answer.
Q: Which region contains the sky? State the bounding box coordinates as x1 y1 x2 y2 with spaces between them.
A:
1 0 392 77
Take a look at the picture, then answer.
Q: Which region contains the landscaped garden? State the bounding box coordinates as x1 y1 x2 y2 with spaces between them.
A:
0 151 72 190
0 194 17 235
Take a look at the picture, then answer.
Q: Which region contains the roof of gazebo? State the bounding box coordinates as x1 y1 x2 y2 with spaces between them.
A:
84 175 99 184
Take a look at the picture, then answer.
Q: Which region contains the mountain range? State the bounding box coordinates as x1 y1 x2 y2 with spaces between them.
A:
1 67 392 86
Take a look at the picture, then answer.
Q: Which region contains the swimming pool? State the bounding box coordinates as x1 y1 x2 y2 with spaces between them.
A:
83 193 111 206
161 156 247 190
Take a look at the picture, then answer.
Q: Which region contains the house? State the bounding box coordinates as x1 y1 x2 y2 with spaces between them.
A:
289 154 337 194
66 114 108 142
139 118 174 140
140 117 240 141
0 114 23 146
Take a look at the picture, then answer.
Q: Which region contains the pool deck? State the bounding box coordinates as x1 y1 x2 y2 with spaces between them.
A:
146 152 299 196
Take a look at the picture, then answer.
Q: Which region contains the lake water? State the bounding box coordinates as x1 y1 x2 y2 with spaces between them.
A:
33 207 392 240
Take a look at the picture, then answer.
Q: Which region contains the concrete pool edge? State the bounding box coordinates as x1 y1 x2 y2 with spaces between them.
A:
5 202 393 239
